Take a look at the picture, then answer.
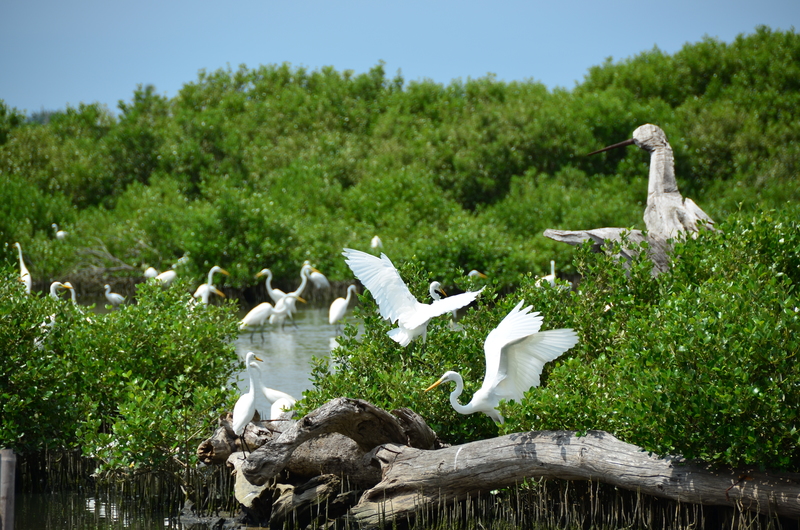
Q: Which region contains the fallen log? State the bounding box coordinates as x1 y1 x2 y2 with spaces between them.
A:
351 430 800 526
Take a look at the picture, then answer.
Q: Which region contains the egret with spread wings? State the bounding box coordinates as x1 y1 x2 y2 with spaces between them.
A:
426 301 578 423
343 248 484 347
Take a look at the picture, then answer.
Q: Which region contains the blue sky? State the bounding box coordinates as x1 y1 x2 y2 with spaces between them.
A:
1 0 798 115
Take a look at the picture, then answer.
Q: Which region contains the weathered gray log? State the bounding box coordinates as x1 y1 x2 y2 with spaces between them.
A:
269 474 345 528
350 430 800 526
242 398 436 486
197 413 275 465
546 124 717 275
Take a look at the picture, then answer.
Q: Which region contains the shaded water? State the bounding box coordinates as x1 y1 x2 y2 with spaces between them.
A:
14 304 351 529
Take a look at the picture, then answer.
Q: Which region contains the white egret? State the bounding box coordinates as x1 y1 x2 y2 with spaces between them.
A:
303 260 331 290
194 265 229 304
329 284 358 332
155 269 177 286
468 270 488 279
52 223 67 240
49 281 73 300
232 352 263 455
251 360 297 420
104 285 125 307
14 242 31 295
371 235 383 249
281 263 319 320
343 248 484 347
269 292 305 330
536 260 556 287
144 267 159 279
426 301 578 424
239 302 275 339
256 268 286 305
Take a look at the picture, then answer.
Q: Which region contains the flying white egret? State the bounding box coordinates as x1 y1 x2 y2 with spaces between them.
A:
144 267 159 278
426 301 579 424
232 352 263 455
104 285 125 307
251 360 297 420
303 260 331 290
329 284 358 332
49 281 73 300
239 302 275 339
256 268 286 304
371 235 383 249
194 265 229 304
536 260 556 287
13 242 31 295
343 248 484 347
52 223 67 240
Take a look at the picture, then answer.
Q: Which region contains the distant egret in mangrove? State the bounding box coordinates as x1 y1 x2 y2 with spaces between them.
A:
426 301 578 424
49 281 73 300
14 242 31 295
343 248 484 347
329 284 358 333
104 284 125 307
144 267 159 279
52 223 68 240
194 265 229 304
536 260 556 287
371 235 383 249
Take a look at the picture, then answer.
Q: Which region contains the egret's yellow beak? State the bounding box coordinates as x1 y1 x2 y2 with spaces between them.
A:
213 288 226 298
297 296 307 304
254 355 263 362
425 378 444 392
219 268 230 276
255 271 265 278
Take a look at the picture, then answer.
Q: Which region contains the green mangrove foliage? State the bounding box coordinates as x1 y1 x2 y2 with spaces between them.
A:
304 205 800 471
0 276 240 481
1 27 799 291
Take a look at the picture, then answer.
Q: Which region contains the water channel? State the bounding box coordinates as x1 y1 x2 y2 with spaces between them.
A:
14 305 352 530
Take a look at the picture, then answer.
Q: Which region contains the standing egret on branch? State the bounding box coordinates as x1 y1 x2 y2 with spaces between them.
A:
426 301 578 424
329 284 358 333
343 248 484 347
14 242 31 295
49 281 73 300
371 235 383 250
104 285 125 308
468 270 488 279
536 260 556 287
232 352 263 456
144 267 159 279
52 223 68 240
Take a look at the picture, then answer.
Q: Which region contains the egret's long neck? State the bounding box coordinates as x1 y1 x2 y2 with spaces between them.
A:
207 269 217 286
51 284 60 299
447 373 473 415
292 269 309 296
344 286 355 304
647 142 678 197
17 246 26 270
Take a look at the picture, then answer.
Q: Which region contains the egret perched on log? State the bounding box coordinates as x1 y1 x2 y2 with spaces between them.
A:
52 223 67 240
329 284 358 333
232 352 264 455
426 301 578 424
13 242 31 295
343 248 484 347
104 284 125 307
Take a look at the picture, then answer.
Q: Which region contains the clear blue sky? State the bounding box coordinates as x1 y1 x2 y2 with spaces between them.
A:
1 0 798 115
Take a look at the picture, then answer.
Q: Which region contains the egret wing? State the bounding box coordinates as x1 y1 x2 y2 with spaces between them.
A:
481 301 543 392
401 288 484 329
343 248 418 323
493 328 578 402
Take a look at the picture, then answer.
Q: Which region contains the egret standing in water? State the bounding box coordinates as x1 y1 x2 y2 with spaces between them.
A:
239 302 275 340
104 285 125 308
329 284 358 333
343 248 484 347
232 352 263 456
426 301 578 424
256 268 285 305
14 242 31 295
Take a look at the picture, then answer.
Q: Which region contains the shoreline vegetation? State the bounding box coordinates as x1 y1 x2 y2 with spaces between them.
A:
2 26 799 528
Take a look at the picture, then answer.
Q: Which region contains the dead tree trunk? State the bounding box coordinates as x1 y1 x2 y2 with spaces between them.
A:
546 124 717 275
199 399 800 527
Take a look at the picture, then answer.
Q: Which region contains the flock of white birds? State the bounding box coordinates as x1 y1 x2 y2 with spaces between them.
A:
13 228 576 446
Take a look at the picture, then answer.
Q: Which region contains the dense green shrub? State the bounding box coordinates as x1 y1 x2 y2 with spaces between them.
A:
0 274 239 479
305 204 800 470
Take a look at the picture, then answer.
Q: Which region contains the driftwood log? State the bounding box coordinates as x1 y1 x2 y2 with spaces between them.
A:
545 124 717 275
198 398 800 527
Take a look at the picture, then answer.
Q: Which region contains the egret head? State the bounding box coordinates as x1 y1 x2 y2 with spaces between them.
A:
425 371 459 392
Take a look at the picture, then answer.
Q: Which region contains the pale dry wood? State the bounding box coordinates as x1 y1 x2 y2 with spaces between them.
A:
546 124 716 275
351 430 800 526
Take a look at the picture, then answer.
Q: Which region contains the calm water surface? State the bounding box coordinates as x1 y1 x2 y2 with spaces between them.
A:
15 305 354 529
